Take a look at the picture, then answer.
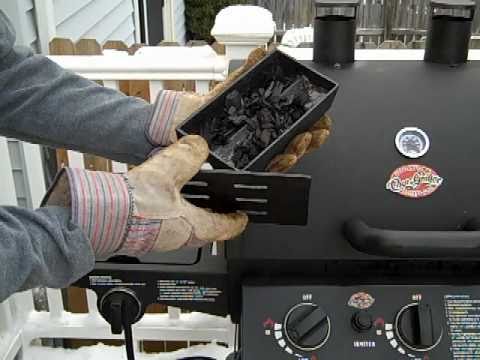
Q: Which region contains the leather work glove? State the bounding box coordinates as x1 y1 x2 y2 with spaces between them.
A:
266 114 332 173
44 136 248 257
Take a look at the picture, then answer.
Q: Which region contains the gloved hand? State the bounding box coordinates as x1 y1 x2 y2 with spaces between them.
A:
266 115 332 173
44 136 248 256
127 135 247 252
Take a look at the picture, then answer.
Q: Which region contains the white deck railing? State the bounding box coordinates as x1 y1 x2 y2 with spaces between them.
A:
1 289 235 360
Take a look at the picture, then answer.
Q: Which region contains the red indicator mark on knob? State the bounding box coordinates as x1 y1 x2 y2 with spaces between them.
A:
263 318 275 328
374 317 385 328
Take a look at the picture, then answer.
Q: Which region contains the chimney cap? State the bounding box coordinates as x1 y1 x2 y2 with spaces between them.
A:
430 0 475 10
314 0 360 8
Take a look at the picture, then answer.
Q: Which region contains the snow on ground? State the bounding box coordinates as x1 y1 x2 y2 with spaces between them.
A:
25 343 232 360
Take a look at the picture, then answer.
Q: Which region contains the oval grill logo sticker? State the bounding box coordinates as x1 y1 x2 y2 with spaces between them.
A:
386 164 443 198
348 292 375 310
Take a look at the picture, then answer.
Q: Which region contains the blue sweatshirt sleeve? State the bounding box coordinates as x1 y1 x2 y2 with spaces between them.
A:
0 205 95 303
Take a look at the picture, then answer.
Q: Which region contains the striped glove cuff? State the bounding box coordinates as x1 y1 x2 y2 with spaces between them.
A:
146 90 182 147
43 168 161 258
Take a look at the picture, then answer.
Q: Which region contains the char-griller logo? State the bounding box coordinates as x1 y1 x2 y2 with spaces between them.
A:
386 164 443 198
348 292 375 310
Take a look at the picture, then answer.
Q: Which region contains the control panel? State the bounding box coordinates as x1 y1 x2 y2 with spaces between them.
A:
241 284 480 359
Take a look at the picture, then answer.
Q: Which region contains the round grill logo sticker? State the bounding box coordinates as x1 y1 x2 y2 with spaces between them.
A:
386 164 443 198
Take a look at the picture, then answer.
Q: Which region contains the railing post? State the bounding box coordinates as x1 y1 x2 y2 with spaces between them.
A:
227 317 237 348
0 137 17 206
211 5 275 61
195 80 210 95
86 290 101 318
102 78 129 173
149 81 165 103
0 301 13 336
46 289 64 320
103 80 120 91
21 142 46 208
66 150 85 169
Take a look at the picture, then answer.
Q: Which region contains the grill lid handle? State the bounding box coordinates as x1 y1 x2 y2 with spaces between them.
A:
344 218 480 258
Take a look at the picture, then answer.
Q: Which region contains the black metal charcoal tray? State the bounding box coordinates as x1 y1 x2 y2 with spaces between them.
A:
178 50 339 171
182 169 311 225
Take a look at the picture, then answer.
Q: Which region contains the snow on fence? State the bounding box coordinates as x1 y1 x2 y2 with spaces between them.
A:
0 6 274 359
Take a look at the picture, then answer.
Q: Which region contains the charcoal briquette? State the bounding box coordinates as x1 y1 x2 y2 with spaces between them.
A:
259 109 274 127
206 65 324 168
264 81 275 99
260 129 271 147
229 115 248 126
240 154 250 167
245 116 258 130
232 148 242 163
225 90 242 109
271 82 284 102
297 93 310 107
227 106 237 116
309 90 324 101
274 66 284 80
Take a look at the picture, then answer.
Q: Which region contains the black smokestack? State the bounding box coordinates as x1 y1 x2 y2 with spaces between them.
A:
424 0 476 65
313 0 360 65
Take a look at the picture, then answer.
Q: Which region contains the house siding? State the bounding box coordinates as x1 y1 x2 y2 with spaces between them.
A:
53 0 137 46
0 0 40 51
1 0 137 52
163 0 186 45
172 0 186 45
22 0 40 52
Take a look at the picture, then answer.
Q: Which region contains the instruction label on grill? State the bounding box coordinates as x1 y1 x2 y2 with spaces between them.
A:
445 295 480 358
157 280 222 302
89 275 146 287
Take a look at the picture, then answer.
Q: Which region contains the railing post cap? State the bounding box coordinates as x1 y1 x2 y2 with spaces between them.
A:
211 5 275 45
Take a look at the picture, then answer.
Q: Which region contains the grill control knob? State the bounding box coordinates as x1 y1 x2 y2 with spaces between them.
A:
99 288 143 334
352 310 373 332
395 302 443 352
284 303 331 351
